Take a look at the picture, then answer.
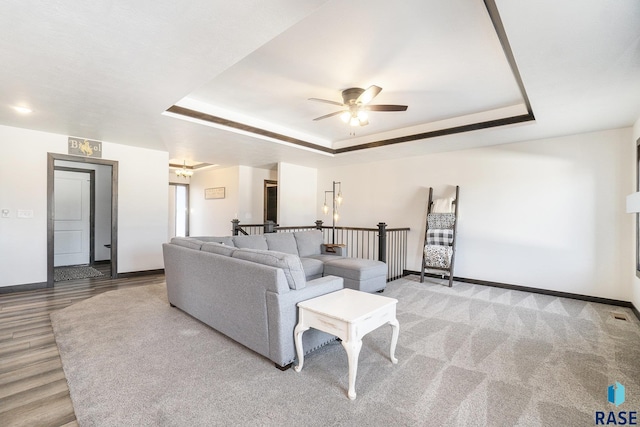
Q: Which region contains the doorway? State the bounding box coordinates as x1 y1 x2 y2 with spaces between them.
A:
264 180 277 223
47 153 118 286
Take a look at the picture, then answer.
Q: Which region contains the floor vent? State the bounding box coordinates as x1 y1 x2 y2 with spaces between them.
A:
611 312 629 322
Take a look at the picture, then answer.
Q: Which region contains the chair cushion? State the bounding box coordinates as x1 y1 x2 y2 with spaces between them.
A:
232 249 306 290
294 230 323 257
265 233 299 255
201 242 237 257
232 235 268 250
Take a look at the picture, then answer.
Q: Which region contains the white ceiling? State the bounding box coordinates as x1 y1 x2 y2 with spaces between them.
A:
1 0 639 170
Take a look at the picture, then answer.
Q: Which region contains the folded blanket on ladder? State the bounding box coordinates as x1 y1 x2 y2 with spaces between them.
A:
427 213 455 229
432 197 453 213
426 229 454 246
424 245 453 269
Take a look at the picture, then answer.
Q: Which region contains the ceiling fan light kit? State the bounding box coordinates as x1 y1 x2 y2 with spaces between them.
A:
340 110 369 127
310 85 407 127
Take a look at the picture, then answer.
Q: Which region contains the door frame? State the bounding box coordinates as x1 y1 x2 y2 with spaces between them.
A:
264 179 277 223
47 153 119 286
53 167 95 266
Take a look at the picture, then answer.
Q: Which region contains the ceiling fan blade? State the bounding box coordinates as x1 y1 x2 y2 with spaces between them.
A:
365 104 408 112
313 110 347 121
356 85 382 105
308 98 345 107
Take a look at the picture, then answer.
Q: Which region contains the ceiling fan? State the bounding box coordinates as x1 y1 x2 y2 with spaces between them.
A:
309 85 408 127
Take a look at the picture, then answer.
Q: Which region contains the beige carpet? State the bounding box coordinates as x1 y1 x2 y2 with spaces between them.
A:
50 276 640 426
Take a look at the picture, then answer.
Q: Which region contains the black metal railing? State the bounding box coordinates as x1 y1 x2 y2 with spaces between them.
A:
231 219 409 281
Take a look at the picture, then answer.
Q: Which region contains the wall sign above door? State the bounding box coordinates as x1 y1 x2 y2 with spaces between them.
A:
68 137 102 158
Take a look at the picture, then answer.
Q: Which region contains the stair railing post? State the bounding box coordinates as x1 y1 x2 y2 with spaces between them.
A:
232 219 240 236
264 220 275 234
377 222 387 263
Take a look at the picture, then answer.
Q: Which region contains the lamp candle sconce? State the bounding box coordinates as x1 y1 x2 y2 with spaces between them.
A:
322 181 343 244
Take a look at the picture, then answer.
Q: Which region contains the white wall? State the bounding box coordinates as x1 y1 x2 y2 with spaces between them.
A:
317 127 634 301
0 125 168 287
239 166 277 224
189 165 278 235
189 166 240 236
278 162 317 226
107 143 168 273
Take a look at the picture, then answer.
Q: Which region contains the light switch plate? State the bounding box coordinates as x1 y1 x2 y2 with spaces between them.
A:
1 209 9 218
17 209 34 219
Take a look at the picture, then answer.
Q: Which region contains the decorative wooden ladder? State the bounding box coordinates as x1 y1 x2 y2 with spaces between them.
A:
420 185 459 287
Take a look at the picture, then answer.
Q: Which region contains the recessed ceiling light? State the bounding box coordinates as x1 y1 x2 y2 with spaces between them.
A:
13 106 32 114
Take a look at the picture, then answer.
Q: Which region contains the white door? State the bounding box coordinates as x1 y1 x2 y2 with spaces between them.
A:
54 170 91 266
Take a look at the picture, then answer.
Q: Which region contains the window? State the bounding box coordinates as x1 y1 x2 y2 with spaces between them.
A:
169 183 189 238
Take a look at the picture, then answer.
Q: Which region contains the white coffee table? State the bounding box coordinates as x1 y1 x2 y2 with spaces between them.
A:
293 288 399 400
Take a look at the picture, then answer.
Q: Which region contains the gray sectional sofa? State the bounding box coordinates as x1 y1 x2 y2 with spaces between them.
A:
162 230 387 369
194 231 388 293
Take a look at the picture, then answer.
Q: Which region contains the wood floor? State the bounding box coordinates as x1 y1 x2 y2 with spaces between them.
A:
0 269 165 427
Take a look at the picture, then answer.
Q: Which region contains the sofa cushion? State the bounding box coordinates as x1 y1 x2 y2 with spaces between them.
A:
294 230 323 257
201 242 237 257
323 258 387 281
232 249 306 290
232 235 268 250
306 254 345 263
265 233 299 255
170 237 204 250
300 257 324 280
190 236 235 246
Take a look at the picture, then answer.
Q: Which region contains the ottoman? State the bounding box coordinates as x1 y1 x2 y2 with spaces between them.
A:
323 258 387 293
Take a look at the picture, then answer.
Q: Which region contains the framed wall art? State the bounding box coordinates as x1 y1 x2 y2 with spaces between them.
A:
205 187 225 200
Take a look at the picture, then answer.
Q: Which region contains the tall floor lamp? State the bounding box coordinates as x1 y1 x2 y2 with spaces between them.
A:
323 181 343 244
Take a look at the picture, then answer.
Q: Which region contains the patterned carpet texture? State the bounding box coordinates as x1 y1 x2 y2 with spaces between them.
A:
50 276 640 426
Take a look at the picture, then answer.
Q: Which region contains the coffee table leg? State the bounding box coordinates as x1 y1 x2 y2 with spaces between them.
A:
293 323 309 373
389 319 399 364
341 338 363 400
